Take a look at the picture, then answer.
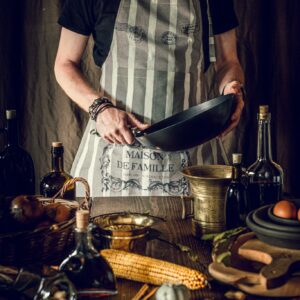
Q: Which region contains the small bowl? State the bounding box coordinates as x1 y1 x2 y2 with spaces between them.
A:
268 199 300 226
246 211 300 250
253 205 300 233
92 212 164 254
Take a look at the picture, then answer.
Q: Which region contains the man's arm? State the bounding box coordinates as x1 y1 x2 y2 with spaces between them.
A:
54 28 148 144
214 28 245 137
54 28 100 112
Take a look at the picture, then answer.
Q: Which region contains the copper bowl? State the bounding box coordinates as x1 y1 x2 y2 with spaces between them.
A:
92 212 163 254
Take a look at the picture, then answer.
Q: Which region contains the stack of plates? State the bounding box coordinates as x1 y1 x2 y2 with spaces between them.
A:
246 200 300 249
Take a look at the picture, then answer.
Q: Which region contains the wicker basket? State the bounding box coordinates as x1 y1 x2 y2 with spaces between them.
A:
0 177 91 266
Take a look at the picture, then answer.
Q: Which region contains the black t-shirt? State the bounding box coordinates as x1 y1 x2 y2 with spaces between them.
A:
58 0 238 71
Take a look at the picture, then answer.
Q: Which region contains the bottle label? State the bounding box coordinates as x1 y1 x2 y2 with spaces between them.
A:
248 176 281 184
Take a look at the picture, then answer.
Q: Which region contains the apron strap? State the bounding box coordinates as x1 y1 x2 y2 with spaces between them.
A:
206 0 216 63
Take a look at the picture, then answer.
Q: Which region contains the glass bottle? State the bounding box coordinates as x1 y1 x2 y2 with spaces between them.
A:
246 105 283 211
40 142 75 200
225 153 247 229
59 210 118 297
0 265 77 300
0 110 35 197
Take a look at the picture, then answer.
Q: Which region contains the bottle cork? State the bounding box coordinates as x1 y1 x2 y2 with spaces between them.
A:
76 210 90 230
232 153 242 164
6 110 17 120
52 142 63 148
259 105 270 120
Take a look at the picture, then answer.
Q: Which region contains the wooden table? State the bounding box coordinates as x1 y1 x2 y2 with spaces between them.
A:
91 196 227 300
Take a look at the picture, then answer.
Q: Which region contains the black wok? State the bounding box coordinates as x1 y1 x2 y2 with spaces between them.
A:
133 94 236 151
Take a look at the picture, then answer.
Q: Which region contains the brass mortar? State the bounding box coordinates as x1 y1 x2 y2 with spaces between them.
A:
182 165 232 237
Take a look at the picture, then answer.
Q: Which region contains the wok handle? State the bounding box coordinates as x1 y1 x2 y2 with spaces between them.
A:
180 196 194 220
131 127 144 137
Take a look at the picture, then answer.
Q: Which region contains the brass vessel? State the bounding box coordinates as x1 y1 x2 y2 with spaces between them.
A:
182 165 232 237
92 213 163 254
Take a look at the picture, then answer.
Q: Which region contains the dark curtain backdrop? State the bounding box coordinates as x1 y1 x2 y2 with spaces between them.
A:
0 1 299 196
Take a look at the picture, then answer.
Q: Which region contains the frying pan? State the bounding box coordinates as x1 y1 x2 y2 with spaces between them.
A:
133 94 235 151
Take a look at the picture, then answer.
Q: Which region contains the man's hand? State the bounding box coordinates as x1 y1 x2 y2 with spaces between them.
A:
214 28 245 138
96 107 149 144
220 81 245 137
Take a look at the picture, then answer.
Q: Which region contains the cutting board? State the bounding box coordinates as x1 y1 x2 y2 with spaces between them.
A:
209 235 300 297
239 238 300 289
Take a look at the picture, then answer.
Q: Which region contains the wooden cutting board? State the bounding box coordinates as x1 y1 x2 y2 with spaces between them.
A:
209 235 300 297
238 238 300 289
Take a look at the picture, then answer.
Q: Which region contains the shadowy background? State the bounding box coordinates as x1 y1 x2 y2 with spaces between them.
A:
0 0 299 196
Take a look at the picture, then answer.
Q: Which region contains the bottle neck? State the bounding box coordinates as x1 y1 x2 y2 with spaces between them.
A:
232 163 242 182
5 118 19 146
51 148 64 172
74 228 97 253
257 117 273 161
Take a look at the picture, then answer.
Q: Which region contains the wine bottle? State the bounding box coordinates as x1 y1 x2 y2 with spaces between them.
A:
59 210 118 297
0 110 35 197
0 265 77 300
40 142 75 200
246 105 283 211
225 153 247 229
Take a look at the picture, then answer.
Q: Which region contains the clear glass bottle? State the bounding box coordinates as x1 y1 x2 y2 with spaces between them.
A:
40 142 75 200
225 153 247 229
246 105 283 211
0 110 35 197
0 265 77 300
59 210 118 297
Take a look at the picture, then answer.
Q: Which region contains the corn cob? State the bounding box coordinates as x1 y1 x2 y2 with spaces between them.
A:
101 249 207 290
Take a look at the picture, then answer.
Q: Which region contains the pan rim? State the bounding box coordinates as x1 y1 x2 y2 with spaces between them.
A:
141 94 235 136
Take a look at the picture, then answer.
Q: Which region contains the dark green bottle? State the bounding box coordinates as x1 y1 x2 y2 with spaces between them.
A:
0 110 35 197
40 142 75 200
225 153 247 229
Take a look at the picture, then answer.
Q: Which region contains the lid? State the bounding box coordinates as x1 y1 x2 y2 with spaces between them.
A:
76 210 90 230
232 153 242 164
259 105 270 120
52 142 63 148
6 110 17 120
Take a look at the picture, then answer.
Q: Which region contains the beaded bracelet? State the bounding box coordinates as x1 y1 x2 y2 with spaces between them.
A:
88 97 114 121
96 103 115 115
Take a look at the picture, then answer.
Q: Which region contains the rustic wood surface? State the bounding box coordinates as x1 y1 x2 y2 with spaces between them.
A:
91 196 227 300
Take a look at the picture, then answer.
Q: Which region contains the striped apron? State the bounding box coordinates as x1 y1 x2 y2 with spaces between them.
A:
72 0 234 197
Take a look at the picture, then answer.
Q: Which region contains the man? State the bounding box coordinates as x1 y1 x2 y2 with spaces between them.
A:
55 0 245 197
